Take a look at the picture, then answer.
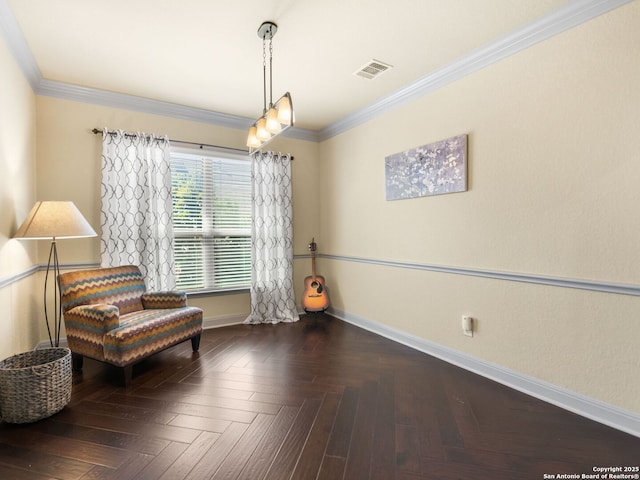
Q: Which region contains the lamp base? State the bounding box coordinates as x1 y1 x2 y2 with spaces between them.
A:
44 239 62 347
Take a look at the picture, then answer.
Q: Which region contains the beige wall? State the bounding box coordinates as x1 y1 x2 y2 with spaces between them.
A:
318 1 640 413
34 96 320 327
0 34 40 356
2 0 637 419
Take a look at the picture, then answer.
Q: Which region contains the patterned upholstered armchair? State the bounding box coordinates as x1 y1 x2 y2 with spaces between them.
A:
58 265 203 385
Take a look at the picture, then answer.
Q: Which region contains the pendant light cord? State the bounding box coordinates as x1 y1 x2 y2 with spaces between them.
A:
262 33 268 114
269 35 274 108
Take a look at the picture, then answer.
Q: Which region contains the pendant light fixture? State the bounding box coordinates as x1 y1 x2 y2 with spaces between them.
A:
246 21 294 153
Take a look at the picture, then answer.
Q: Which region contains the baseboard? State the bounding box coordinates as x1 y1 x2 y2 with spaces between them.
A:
203 314 247 329
328 307 640 439
37 309 639 438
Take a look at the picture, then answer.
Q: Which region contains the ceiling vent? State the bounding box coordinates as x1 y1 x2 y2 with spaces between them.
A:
353 59 393 80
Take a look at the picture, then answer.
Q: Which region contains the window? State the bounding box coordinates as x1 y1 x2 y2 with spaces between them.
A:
170 148 252 292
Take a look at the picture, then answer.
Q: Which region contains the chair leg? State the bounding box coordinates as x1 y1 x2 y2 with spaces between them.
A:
123 365 133 387
191 333 201 352
72 353 84 373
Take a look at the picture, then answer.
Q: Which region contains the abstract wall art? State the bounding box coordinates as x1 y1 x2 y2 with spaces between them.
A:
385 134 468 201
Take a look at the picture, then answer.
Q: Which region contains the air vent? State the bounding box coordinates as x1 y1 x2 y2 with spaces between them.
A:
353 59 393 80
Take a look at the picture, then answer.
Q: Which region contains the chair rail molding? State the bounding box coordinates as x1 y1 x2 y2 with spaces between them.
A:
0 263 101 290
0 265 39 290
318 254 640 297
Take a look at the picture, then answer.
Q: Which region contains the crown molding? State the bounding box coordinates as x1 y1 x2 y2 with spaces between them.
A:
0 0 318 142
317 0 633 141
0 0 40 89
0 0 630 143
37 78 320 143
39 78 253 130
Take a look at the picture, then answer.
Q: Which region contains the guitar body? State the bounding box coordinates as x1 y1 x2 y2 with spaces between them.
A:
302 238 329 312
302 274 329 312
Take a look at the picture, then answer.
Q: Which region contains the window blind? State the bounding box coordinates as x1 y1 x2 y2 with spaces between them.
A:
171 150 252 292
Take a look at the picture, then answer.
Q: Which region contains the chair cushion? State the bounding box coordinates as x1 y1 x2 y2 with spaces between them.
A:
103 307 203 366
59 265 146 315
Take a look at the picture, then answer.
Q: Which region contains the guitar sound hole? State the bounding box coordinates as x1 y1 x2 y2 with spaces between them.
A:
310 281 323 294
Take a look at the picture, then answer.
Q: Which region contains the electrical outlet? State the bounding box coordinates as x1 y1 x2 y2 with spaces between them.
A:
462 316 474 337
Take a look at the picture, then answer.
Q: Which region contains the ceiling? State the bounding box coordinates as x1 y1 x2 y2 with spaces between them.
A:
5 0 577 133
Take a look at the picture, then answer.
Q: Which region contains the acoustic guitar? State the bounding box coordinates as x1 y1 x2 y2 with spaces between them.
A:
302 238 329 312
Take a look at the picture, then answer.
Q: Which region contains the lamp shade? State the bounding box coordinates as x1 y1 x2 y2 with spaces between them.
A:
265 107 282 134
246 126 261 148
276 93 293 126
14 201 97 240
256 117 271 141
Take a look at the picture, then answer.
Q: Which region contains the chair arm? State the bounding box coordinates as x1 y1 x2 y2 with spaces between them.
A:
141 291 188 309
64 304 120 333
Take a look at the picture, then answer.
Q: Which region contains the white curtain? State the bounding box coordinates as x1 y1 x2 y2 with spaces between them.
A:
100 129 175 290
245 151 299 324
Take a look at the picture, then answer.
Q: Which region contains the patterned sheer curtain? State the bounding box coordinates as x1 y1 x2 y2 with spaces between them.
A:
245 151 299 324
100 129 175 290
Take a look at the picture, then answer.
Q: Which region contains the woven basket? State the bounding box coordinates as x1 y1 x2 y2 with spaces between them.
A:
0 347 72 424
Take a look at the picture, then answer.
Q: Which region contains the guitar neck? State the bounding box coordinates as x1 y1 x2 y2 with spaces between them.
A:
311 252 317 280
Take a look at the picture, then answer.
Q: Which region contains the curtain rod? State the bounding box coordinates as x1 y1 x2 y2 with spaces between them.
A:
91 128 250 154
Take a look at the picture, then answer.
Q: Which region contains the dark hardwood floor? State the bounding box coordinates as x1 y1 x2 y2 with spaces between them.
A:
1 314 638 479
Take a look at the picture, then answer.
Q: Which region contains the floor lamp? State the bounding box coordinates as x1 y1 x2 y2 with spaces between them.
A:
14 201 97 347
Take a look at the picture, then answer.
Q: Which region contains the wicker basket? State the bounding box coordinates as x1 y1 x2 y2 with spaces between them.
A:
0 347 72 424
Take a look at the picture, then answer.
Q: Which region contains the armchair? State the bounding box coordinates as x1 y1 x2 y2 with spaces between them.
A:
58 265 203 385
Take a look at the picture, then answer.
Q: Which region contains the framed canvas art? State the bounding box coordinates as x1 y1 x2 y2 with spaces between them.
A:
385 134 467 201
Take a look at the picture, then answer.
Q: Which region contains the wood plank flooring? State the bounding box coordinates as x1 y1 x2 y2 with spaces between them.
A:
1 314 638 479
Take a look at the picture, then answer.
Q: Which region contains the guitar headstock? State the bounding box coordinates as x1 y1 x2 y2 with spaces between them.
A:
308 237 317 253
